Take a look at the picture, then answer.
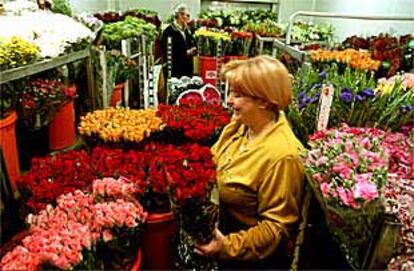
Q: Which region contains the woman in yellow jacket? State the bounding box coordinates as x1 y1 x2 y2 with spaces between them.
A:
195 55 305 269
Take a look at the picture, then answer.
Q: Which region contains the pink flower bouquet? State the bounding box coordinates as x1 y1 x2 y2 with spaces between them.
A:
305 126 388 209
304 126 389 269
1 177 147 271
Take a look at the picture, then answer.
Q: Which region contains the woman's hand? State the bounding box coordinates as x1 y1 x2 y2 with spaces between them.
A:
187 47 197 56
194 227 225 257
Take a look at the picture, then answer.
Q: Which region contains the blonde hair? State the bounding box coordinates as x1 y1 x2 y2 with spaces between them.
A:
222 55 292 110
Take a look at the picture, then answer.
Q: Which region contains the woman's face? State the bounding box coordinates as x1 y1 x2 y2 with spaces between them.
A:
227 91 262 125
177 9 190 27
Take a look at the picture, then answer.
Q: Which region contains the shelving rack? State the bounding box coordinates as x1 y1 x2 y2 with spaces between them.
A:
0 48 97 110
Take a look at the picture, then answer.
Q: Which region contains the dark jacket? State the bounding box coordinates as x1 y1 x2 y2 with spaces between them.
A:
161 23 195 78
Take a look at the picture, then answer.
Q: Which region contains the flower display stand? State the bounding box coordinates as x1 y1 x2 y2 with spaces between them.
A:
0 111 20 192
48 98 76 151
142 212 176 269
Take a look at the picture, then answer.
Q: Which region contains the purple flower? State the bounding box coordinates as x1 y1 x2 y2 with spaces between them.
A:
361 88 375 98
299 91 305 101
399 105 413 113
340 88 353 103
318 71 327 79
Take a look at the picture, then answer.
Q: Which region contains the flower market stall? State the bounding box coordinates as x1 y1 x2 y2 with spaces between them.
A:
1 0 414 270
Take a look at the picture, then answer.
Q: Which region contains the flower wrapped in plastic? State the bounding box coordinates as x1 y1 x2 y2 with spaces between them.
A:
163 143 219 270
303 126 389 269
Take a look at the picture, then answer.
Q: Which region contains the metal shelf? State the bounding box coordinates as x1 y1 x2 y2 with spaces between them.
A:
0 48 97 109
256 35 307 62
0 49 90 84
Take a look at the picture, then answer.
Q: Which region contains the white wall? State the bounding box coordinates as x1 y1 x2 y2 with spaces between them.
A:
70 0 111 13
314 0 414 40
278 0 414 41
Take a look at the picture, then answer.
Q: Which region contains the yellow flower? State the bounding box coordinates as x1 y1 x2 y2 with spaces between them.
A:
79 107 163 143
0 36 40 69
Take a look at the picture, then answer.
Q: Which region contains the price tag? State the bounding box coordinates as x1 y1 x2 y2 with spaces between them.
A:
316 85 334 131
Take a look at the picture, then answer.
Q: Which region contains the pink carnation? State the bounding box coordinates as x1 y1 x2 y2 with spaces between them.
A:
337 187 359 208
320 183 330 198
353 181 378 202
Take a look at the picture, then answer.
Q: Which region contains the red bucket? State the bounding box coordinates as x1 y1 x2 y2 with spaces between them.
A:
142 211 176 269
130 247 142 271
48 100 75 151
111 83 124 107
0 111 20 192
199 56 221 86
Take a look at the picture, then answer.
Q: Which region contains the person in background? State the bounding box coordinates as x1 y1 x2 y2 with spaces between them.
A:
195 55 305 269
36 0 52 10
161 4 197 79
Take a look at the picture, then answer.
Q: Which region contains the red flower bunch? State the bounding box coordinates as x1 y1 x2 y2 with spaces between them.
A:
382 128 414 179
163 143 217 204
156 101 230 142
18 150 95 212
19 79 76 126
91 146 147 188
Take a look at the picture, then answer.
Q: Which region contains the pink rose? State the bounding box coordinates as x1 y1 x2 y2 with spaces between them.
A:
315 156 329 167
320 183 330 198
353 181 378 202
360 137 371 149
102 230 113 242
312 173 325 183
332 163 352 179
337 187 359 208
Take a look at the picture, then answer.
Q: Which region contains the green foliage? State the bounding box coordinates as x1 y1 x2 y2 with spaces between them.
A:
101 16 157 50
51 0 72 17
286 63 414 144
199 8 278 28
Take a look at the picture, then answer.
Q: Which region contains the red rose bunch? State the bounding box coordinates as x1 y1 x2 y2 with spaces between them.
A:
163 143 217 204
156 101 230 142
18 150 95 212
91 146 147 188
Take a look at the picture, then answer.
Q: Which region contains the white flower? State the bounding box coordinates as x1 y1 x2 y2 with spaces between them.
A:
0 11 93 58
